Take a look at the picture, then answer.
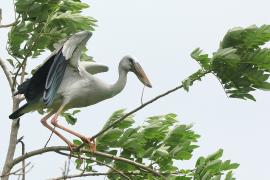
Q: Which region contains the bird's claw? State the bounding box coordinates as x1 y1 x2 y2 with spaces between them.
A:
67 143 76 152
80 136 96 152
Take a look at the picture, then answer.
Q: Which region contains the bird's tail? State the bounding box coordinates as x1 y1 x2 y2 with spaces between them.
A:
9 103 28 119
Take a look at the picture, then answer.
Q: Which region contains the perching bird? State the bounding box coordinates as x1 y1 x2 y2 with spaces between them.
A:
9 31 152 150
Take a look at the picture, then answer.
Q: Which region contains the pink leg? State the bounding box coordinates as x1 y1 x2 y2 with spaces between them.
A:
51 105 96 151
41 111 75 150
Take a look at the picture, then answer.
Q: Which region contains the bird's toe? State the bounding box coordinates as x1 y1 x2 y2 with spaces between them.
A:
81 136 96 152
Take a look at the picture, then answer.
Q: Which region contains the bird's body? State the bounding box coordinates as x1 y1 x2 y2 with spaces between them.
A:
21 63 113 113
9 31 152 150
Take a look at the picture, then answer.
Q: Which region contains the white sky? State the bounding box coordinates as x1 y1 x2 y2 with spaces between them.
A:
1 0 270 179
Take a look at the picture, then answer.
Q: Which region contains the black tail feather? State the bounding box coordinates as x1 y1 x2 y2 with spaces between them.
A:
9 103 28 119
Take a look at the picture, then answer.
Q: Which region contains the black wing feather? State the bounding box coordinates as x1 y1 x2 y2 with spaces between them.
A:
24 54 56 102
43 50 67 105
15 48 67 107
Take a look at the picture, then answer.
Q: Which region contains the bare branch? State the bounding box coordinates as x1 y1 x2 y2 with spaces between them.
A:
140 85 145 105
17 137 26 180
1 112 20 180
11 146 165 179
56 151 131 180
0 162 31 178
0 57 13 90
91 70 210 140
51 172 130 180
50 171 188 180
0 9 2 24
44 127 56 148
0 1 19 29
0 20 18 28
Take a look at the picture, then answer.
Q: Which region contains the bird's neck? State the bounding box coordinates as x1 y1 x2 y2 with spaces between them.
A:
109 68 128 97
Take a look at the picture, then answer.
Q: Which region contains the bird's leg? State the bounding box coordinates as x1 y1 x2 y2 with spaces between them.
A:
41 111 75 151
51 105 96 152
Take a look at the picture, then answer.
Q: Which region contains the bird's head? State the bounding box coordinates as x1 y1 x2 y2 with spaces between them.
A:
120 56 152 88
62 31 92 59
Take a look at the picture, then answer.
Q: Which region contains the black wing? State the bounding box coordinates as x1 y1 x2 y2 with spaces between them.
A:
43 50 67 105
16 49 68 106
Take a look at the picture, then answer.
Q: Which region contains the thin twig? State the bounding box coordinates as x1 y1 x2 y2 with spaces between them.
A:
50 172 132 180
0 1 18 28
62 157 71 180
0 19 18 28
140 85 145 105
91 70 209 140
50 170 189 180
16 136 26 180
0 9 2 24
56 151 131 180
1 54 21 179
0 162 31 178
0 57 13 90
11 146 165 179
44 127 56 147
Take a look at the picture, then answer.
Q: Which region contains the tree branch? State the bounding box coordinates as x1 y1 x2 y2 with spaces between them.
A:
0 55 21 180
51 170 189 179
0 162 31 178
51 172 131 180
0 19 18 28
0 1 19 28
91 69 210 140
56 151 131 180
11 146 165 179
17 137 26 180
0 57 13 91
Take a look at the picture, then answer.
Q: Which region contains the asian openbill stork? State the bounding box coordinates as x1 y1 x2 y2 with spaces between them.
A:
9 31 152 151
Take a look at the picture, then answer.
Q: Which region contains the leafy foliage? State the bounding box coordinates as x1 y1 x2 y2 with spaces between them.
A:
193 149 239 180
74 110 238 179
4 1 244 179
190 25 270 101
8 0 96 74
182 69 209 92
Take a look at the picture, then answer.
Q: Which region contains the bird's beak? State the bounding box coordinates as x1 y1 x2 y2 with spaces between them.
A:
133 62 152 88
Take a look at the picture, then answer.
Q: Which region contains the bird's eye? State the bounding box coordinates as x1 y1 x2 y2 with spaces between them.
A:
128 57 134 64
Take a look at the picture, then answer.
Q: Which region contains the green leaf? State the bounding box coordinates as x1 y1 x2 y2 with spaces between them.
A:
102 109 135 130
225 171 234 180
61 112 77 125
227 163 240 170
73 139 82 146
221 25 270 50
191 48 211 70
85 165 92 172
60 0 89 13
49 11 96 33
98 128 123 143
254 82 270 90
182 78 191 92
213 48 237 59
6 59 15 67
206 149 223 162
72 109 81 115
75 159 83 169
155 146 170 157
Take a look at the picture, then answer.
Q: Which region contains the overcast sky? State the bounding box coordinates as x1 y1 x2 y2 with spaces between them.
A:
1 0 270 179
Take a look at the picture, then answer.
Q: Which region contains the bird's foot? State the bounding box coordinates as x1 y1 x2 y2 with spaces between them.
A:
67 142 76 152
80 136 96 152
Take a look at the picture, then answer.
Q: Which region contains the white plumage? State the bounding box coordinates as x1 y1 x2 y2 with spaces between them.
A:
9 31 152 150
